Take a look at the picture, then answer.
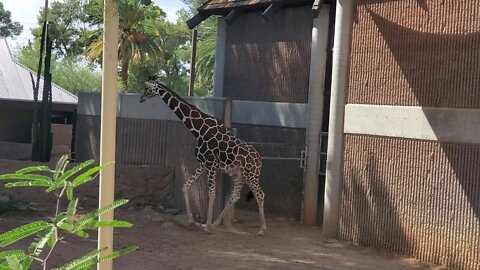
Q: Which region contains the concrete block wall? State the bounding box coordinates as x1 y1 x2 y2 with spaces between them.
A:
340 1 480 269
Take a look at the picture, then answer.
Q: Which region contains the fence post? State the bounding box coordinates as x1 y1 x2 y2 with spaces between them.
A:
222 97 234 227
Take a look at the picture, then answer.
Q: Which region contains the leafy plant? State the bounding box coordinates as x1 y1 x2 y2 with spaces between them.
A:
0 155 136 270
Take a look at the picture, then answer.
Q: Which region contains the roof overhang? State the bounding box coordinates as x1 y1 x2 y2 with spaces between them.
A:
0 99 77 112
187 0 333 29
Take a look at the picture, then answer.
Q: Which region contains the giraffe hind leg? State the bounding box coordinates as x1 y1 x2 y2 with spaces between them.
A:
246 176 267 236
213 174 244 228
204 166 217 233
183 167 204 224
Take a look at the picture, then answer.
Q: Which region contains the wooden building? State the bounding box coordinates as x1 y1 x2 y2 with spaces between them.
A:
189 0 480 269
0 38 77 160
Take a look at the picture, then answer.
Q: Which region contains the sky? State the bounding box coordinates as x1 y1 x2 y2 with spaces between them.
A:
3 0 188 47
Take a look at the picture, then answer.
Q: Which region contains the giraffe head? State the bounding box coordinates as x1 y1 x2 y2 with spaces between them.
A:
139 76 166 103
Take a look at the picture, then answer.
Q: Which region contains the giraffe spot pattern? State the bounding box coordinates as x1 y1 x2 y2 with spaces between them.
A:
141 79 267 235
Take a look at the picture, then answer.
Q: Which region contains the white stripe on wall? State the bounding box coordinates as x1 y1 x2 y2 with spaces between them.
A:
344 104 480 144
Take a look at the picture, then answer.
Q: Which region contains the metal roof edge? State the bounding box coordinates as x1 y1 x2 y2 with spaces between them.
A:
13 60 78 102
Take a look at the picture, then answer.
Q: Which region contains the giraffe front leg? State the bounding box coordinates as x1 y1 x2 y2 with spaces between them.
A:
204 167 217 234
183 167 204 225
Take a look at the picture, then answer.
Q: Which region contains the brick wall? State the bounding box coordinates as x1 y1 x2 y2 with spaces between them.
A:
340 1 480 269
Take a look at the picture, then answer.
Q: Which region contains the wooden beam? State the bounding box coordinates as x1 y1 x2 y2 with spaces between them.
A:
312 0 324 18
188 29 198 96
224 9 242 25
186 12 211 29
261 3 282 21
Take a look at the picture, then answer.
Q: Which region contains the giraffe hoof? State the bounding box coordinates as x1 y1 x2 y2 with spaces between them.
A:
257 228 266 236
227 228 248 235
203 225 213 234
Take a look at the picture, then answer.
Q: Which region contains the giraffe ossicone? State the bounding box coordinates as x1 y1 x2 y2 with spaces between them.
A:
140 78 267 236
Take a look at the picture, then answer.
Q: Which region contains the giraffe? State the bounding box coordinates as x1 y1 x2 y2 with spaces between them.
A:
139 78 267 236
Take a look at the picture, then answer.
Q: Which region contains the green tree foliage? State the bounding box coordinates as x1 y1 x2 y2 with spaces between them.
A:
15 42 102 94
179 0 217 96
86 0 166 91
32 0 90 58
0 2 23 37
16 0 216 96
0 155 136 270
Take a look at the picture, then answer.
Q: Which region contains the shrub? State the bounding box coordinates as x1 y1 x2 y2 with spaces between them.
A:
0 155 136 269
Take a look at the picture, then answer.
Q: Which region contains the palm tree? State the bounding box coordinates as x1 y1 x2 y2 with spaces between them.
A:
194 19 216 96
86 0 163 90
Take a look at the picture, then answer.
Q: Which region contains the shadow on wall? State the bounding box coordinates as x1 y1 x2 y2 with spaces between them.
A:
341 155 412 252
369 9 480 223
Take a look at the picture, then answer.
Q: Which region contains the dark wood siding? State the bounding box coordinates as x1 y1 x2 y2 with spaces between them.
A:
223 6 312 103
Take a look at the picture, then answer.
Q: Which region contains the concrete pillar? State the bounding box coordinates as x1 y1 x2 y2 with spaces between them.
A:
302 6 331 225
322 0 354 239
213 18 227 97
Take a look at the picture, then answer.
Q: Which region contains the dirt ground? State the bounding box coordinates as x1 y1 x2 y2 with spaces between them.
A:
0 206 448 270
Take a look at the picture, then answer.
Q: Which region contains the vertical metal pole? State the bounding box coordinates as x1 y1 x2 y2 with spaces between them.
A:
213 18 227 97
222 97 234 226
322 0 354 238
188 29 198 96
98 0 118 269
302 6 330 225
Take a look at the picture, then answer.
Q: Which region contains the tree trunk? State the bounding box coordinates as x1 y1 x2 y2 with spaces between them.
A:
121 59 129 91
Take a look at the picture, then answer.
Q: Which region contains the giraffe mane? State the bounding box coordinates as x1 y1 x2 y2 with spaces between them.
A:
155 81 224 124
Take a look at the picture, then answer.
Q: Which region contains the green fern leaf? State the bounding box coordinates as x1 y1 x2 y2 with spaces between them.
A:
66 198 79 223
5 180 52 188
53 155 70 181
30 227 55 257
99 246 137 262
0 264 13 270
52 160 95 192
15 166 51 175
0 250 26 260
57 221 75 233
75 199 128 231
0 221 51 247
56 248 104 270
71 162 114 188
85 220 133 229
66 185 74 201
5 256 22 270
21 257 33 270
0 174 52 183
47 230 56 248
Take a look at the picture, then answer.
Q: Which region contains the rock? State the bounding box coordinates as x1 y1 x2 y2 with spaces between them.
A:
173 214 193 227
13 203 28 211
0 195 10 203
160 222 175 229
141 206 166 222
164 208 181 215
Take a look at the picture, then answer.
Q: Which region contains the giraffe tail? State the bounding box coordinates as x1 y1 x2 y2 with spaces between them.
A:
246 190 254 202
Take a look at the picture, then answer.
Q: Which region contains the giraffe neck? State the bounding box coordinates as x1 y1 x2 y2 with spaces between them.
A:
156 87 207 139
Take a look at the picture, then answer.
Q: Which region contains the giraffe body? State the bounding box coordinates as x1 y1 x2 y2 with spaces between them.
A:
140 79 266 235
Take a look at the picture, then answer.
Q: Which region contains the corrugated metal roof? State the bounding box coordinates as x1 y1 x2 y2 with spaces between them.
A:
0 39 78 104
199 0 312 11
201 0 274 10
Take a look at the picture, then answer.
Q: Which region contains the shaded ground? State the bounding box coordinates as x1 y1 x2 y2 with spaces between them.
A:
0 206 448 270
